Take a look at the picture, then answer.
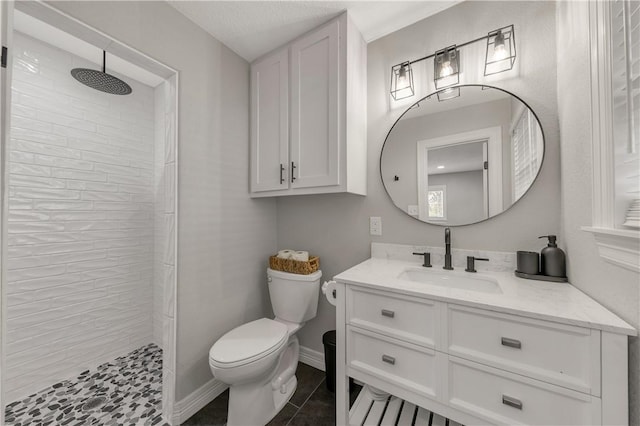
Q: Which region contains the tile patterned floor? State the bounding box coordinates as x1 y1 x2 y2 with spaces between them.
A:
182 363 361 426
4 343 166 426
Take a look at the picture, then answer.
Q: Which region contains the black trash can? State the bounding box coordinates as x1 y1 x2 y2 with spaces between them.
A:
322 330 337 392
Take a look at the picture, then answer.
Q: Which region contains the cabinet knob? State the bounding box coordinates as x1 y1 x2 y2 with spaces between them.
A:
501 337 522 349
502 395 523 410
381 354 396 365
381 309 395 318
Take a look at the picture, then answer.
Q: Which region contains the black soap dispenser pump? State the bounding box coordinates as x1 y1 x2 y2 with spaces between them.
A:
538 235 566 278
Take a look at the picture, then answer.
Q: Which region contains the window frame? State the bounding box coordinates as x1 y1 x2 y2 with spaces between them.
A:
582 0 640 272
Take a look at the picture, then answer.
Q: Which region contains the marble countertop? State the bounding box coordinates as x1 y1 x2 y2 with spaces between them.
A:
334 257 636 336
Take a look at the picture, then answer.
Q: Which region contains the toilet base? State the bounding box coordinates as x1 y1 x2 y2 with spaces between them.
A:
227 375 297 426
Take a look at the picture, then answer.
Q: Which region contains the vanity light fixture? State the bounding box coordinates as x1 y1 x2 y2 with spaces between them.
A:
390 61 414 100
484 25 516 76
434 46 459 89
389 25 516 100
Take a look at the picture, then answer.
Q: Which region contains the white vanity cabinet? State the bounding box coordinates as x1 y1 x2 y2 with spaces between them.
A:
249 13 367 197
334 267 634 426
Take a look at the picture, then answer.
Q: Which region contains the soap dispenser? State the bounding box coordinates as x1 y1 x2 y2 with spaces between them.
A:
538 235 566 278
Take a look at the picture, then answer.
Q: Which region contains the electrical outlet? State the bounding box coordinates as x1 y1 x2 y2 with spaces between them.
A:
408 205 418 215
369 216 382 236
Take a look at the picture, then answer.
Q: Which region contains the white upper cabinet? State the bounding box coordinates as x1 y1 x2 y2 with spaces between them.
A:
251 48 289 192
250 13 367 197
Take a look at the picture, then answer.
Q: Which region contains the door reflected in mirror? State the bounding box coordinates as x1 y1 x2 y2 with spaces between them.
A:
381 85 544 226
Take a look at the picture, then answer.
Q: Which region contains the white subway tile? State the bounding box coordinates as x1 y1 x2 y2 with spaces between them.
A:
7 231 84 246
9 163 52 177
34 154 93 171
8 221 65 234
11 127 68 146
11 187 81 200
9 150 35 164
8 198 33 210
10 174 66 189
82 151 131 167
47 211 107 221
65 258 120 273
108 174 151 186
6 264 66 282
11 115 53 134
8 211 50 222
66 180 119 192
81 191 130 202
7 256 50 271
51 169 107 182
52 124 108 145
63 221 120 232
33 200 94 210
12 139 82 159
94 162 140 177
67 137 118 155
12 104 38 119
8 281 95 306
48 249 107 265
8 241 95 257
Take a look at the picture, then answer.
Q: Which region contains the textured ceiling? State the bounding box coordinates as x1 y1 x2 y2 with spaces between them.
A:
168 1 459 62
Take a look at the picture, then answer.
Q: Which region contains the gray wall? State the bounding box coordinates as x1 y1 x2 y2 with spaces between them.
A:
556 2 640 423
49 1 277 401
278 1 560 353
429 171 485 225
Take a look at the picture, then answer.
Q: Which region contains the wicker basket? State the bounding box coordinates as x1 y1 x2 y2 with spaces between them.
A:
269 255 320 275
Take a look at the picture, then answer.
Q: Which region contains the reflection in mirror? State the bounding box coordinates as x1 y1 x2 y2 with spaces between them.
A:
381 85 544 226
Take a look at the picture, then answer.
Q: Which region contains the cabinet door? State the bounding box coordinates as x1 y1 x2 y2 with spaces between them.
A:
290 19 340 189
250 49 289 192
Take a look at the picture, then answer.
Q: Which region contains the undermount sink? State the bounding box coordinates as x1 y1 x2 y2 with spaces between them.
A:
397 267 502 294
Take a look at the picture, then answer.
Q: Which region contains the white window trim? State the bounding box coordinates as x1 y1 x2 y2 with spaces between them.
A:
582 0 640 272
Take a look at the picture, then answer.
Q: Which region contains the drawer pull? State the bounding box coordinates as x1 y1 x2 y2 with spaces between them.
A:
381 355 396 365
501 337 522 349
381 309 395 318
502 395 523 410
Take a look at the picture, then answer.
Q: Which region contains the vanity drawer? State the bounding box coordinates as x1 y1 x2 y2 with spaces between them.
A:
447 356 600 425
347 326 439 401
347 286 439 348
447 305 599 394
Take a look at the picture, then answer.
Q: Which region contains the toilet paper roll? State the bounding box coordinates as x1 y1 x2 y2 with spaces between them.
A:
277 249 294 259
321 281 337 306
291 250 309 261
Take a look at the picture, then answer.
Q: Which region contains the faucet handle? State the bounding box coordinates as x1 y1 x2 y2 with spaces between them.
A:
412 252 432 267
465 256 489 273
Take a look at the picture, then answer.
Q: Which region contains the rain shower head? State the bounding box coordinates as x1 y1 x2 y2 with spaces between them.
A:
71 51 132 95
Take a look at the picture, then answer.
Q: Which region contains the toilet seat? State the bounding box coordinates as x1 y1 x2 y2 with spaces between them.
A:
209 318 288 369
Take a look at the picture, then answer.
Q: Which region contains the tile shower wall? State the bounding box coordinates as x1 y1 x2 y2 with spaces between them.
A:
6 32 159 402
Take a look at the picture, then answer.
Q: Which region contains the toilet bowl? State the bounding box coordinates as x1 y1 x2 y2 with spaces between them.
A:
209 268 322 426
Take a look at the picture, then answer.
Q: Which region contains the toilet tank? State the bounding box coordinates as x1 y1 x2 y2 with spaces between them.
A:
267 268 322 323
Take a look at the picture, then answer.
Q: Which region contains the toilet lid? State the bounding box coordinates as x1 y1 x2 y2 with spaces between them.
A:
209 318 288 366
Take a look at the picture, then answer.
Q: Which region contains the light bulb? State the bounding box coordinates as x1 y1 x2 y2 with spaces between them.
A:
440 61 453 77
397 65 408 86
493 30 507 60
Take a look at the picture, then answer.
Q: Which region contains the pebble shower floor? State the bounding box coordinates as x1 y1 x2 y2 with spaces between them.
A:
4 343 167 426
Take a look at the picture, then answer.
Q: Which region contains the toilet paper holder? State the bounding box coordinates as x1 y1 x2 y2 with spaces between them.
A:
321 281 337 306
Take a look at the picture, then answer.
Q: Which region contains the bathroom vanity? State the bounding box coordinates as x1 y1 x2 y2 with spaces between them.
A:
332 244 636 425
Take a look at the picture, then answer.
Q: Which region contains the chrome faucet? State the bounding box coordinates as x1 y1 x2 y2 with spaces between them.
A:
444 227 453 270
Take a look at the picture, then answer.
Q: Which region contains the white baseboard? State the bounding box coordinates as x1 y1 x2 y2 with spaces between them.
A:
171 378 228 425
299 345 325 372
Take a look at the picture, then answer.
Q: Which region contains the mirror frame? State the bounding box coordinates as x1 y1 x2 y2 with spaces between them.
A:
380 84 546 227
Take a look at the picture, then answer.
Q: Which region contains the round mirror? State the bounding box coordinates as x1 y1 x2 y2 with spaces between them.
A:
380 84 545 226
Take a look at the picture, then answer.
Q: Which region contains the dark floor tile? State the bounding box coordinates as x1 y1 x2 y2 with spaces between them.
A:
287 380 335 426
181 390 228 426
288 363 325 408
266 402 298 426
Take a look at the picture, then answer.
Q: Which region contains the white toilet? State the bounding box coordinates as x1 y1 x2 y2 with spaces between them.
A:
209 268 322 426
